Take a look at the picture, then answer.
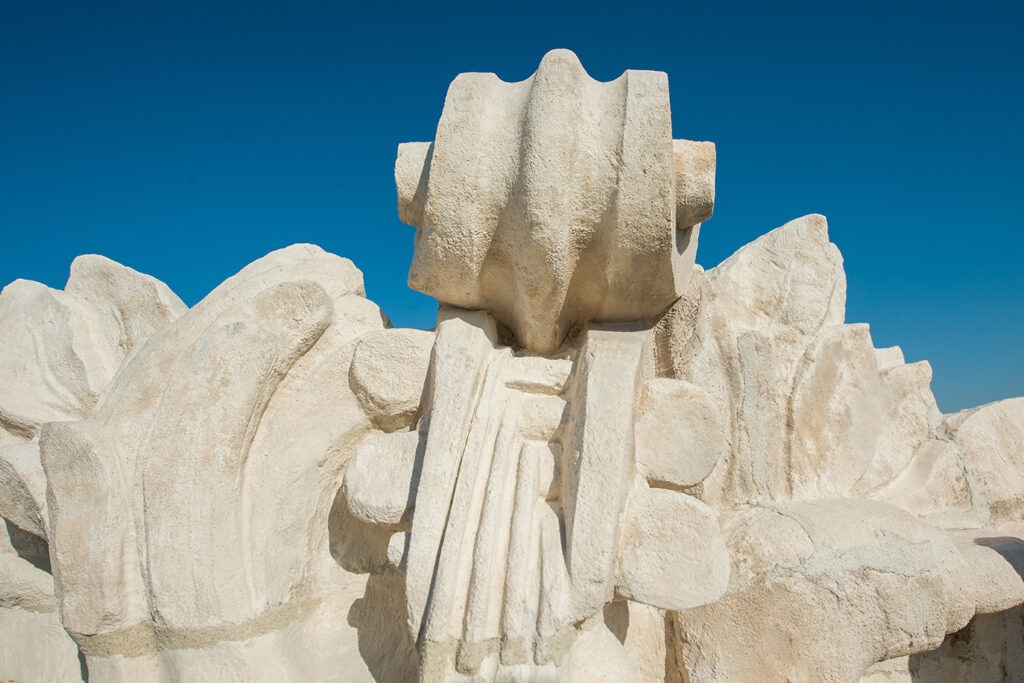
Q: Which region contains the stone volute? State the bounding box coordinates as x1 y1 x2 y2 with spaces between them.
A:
396 48 715 353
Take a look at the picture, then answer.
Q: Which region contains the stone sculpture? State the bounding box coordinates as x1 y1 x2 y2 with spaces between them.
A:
1 49 1022 682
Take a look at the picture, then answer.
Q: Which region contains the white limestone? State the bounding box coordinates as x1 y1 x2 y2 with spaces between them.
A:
0 255 185 445
616 488 729 611
350 328 434 432
0 49 1022 683
343 429 422 526
396 49 714 354
675 499 977 682
943 397 1024 520
634 377 724 488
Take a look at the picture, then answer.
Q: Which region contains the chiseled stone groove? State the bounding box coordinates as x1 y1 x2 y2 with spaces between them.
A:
69 597 318 658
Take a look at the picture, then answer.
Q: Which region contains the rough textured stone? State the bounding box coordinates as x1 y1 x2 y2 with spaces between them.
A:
634 377 724 488
343 429 422 526
674 499 977 682
0 255 186 443
350 328 434 431
944 397 1024 520
397 49 714 353
34 246 387 680
616 488 729 611
1 50 1023 683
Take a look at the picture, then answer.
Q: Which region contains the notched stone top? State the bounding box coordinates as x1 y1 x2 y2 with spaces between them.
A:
396 49 716 354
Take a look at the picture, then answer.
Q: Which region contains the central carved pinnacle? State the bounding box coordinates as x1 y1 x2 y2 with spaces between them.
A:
396 49 715 353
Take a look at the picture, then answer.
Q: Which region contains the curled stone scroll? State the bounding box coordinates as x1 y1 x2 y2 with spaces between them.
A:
4 47 1024 683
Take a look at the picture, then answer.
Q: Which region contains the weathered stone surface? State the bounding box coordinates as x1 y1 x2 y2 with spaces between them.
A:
871 439 982 526
343 429 422 526
398 49 714 353
0 255 185 443
402 308 502 647
949 528 1024 615
634 377 724 488
709 213 846 347
0 440 48 539
0 607 82 682
721 506 815 582
616 488 729 611
909 605 1024 681
561 326 648 622
604 600 675 683
944 397 1024 520
787 323 888 499
350 328 434 431
656 214 852 508
0 520 82 682
33 246 387 680
2 50 1023 683
675 499 977 682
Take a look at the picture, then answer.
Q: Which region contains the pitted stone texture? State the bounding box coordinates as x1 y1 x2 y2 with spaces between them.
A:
343 429 422 526
350 328 434 431
944 397 1024 520
0 255 186 443
634 378 724 488
674 499 977 683
36 245 387 681
397 49 715 353
615 488 729 611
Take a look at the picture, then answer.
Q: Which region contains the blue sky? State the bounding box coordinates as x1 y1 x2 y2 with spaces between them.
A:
1 1 1020 412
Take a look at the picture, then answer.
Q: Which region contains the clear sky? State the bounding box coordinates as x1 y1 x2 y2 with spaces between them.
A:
1 1 1020 413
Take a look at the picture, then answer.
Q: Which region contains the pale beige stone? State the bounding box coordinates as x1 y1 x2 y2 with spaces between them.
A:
0 255 185 442
403 308 502 645
0 501 82 682
343 429 422 526
33 246 386 681
656 215 851 509
944 397 1024 520
788 323 887 499
561 326 648 621
0 526 56 613
349 328 434 431
616 488 729 611
709 213 846 345
604 601 673 683
874 345 906 371
860 656 912 682
855 360 942 495
561 615 641 683
910 605 1024 680
398 49 714 353
675 499 977 682
949 528 1024 615
504 355 573 395
3 49 1024 683
871 439 981 524
721 506 815 586
634 377 724 488
673 139 716 228
0 440 48 539
0 607 83 682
